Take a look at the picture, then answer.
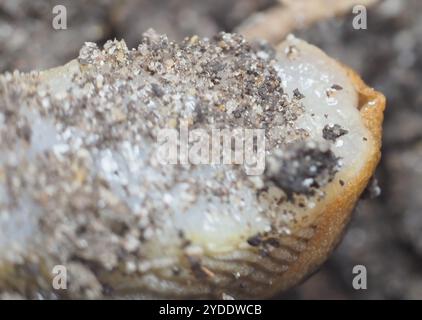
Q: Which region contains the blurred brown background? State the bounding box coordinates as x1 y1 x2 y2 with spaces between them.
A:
1 0 421 299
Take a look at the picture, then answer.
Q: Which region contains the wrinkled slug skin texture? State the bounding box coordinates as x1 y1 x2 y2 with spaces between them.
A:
256 43 386 298
0 35 385 299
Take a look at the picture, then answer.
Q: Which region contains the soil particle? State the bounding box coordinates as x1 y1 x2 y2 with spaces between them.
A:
322 124 348 142
265 142 339 198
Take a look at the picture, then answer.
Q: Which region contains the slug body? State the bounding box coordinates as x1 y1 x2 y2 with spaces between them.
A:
0 32 384 299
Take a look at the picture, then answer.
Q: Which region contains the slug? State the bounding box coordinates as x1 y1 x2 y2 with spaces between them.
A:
0 31 385 299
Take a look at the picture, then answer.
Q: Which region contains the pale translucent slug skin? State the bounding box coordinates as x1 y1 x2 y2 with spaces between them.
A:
118 37 377 299
0 35 384 299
